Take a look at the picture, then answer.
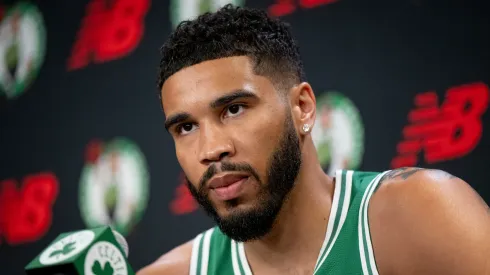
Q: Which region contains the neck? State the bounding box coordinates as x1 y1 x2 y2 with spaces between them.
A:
244 139 335 268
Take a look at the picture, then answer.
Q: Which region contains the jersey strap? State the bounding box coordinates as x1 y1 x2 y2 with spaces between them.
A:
189 227 214 275
313 169 353 273
233 241 253 275
358 170 390 275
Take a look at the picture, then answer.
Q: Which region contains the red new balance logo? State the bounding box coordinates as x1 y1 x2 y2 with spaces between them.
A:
0 172 59 245
67 0 150 70
268 0 338 17
391 82 489 169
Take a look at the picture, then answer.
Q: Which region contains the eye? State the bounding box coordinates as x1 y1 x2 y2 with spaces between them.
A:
224 104 245 118
176 123 197 136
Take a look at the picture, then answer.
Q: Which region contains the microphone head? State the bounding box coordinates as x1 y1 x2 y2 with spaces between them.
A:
112 229 129 257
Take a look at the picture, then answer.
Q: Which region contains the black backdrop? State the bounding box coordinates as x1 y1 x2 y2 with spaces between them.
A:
1 0 489 274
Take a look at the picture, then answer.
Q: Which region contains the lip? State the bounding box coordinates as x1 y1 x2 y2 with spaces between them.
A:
207 173 250 189
210 176 249 201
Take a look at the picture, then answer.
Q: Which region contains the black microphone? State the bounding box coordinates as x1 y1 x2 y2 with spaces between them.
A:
25 226 135 275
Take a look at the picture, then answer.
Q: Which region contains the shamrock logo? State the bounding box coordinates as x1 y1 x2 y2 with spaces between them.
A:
92 260 114 275
49 242 76 258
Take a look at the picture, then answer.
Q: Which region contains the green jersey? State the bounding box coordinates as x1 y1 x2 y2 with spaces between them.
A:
189 169 390 275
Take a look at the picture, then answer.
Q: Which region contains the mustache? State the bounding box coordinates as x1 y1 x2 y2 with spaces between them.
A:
198 161 261 190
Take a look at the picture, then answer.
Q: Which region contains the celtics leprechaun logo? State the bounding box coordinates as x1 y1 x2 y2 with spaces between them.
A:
170 0 244 29
0 2 46 99
39 230 95 265
84 241 128 275
311 92 365 176
79 138 149 236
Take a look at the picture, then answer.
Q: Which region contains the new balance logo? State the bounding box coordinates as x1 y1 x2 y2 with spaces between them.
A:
67 0 150 70
0 172 59 245
391 82 489 169
268 0 338 17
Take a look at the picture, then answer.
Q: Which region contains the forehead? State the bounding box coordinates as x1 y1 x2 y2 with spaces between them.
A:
160 56 272 115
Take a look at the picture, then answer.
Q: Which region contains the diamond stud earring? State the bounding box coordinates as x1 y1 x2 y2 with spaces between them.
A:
302 124 311 133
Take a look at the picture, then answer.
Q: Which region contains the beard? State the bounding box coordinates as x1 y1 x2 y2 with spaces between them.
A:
185 113 302 242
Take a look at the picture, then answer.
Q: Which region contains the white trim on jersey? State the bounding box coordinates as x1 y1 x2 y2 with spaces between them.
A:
238 242 253 275
358 170 389 275
358 173 380 274
200 228 214 275
231 240 242 275
363 170 389 275
189 233 204 275
314 170 353 274
313 169 343 272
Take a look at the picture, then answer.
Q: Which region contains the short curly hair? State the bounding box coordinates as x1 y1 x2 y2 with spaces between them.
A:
157 4 306 96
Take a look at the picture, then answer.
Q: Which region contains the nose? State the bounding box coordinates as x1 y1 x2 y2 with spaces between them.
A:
198 123 235 165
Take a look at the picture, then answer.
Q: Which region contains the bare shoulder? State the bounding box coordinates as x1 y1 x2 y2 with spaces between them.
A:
369 167 490 275
136 240 194 275
373 167 489 210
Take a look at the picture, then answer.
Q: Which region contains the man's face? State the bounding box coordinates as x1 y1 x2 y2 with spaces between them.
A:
161 56 302 241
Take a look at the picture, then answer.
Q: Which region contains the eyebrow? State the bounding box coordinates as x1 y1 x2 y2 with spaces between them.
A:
209 89 258 109
164 89 258 131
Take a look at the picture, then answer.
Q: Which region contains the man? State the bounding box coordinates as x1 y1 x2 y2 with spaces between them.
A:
139 5 490 275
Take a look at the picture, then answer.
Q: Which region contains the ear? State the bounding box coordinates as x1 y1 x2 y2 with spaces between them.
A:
289 82 316 136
